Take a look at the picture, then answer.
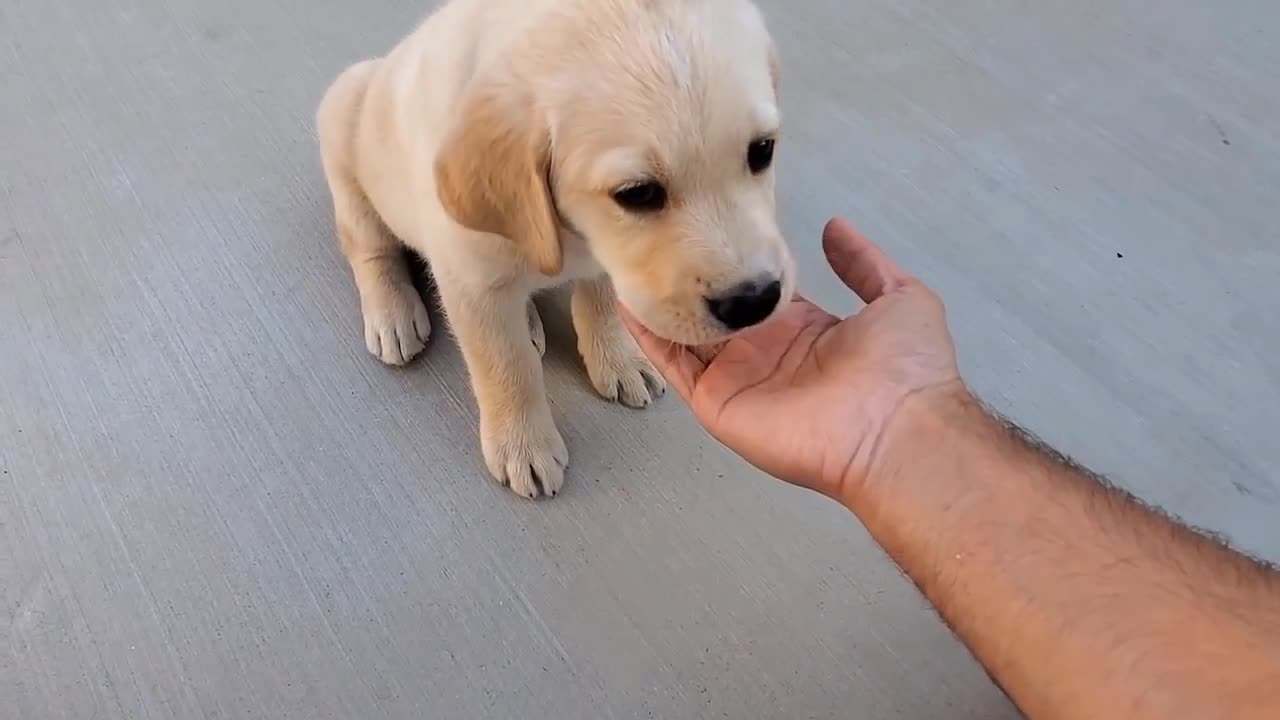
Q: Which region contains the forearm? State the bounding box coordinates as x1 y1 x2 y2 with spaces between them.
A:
849 390 1280 720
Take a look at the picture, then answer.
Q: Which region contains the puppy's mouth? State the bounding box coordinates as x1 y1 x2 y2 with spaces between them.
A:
627 273 793 348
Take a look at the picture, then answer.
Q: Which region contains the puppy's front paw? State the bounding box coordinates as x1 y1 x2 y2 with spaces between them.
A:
361 283 432 366
581 331 666 408
481 410 569 499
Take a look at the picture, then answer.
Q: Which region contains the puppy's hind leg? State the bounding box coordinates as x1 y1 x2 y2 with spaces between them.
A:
527 298 546 357
317 61 431 366
333 182 432 366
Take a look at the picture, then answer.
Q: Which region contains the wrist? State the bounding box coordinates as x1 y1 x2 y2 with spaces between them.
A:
836 380 988 514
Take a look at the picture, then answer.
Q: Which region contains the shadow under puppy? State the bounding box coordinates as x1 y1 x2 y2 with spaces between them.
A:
316 0 796 499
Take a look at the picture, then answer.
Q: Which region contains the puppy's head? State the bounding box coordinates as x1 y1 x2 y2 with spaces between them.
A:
437 0 793 345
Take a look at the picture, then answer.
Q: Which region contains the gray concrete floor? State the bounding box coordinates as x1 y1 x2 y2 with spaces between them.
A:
3 0 1278 717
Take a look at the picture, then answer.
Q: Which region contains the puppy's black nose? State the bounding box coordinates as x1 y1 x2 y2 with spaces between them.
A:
706 278 782 330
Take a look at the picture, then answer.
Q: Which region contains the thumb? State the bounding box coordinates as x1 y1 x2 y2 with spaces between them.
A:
821 218 910 303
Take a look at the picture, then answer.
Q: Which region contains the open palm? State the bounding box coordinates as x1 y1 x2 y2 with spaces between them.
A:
622 219 961 500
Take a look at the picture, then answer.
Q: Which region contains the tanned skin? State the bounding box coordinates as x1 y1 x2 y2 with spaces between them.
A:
622 217 1280 719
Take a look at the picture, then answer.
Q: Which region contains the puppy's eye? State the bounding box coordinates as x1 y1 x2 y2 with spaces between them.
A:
612 181 668 213
747 138 776 174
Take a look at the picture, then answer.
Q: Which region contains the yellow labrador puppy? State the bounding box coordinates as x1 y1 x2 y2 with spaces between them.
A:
317 0 795 499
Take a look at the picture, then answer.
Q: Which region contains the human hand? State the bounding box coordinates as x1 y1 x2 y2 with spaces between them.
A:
620 218 965 502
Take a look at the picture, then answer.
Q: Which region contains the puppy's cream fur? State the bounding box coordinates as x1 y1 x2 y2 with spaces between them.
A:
317 0 794 498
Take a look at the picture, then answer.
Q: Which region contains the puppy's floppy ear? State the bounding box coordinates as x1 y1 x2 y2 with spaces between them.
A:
435 79 562 276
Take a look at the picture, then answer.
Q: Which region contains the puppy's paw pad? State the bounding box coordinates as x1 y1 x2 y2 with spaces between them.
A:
484 418 568 500
588 353 666 409
527 300 546 358
362 285 432 366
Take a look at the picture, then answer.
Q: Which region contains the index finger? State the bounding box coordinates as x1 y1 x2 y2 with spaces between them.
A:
616 303 706 402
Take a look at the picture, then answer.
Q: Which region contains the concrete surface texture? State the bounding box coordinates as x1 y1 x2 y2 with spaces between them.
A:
3 0 1277 717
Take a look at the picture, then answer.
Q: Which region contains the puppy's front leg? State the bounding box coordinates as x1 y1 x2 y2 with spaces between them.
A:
573 277 666 408
437 279 567 499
